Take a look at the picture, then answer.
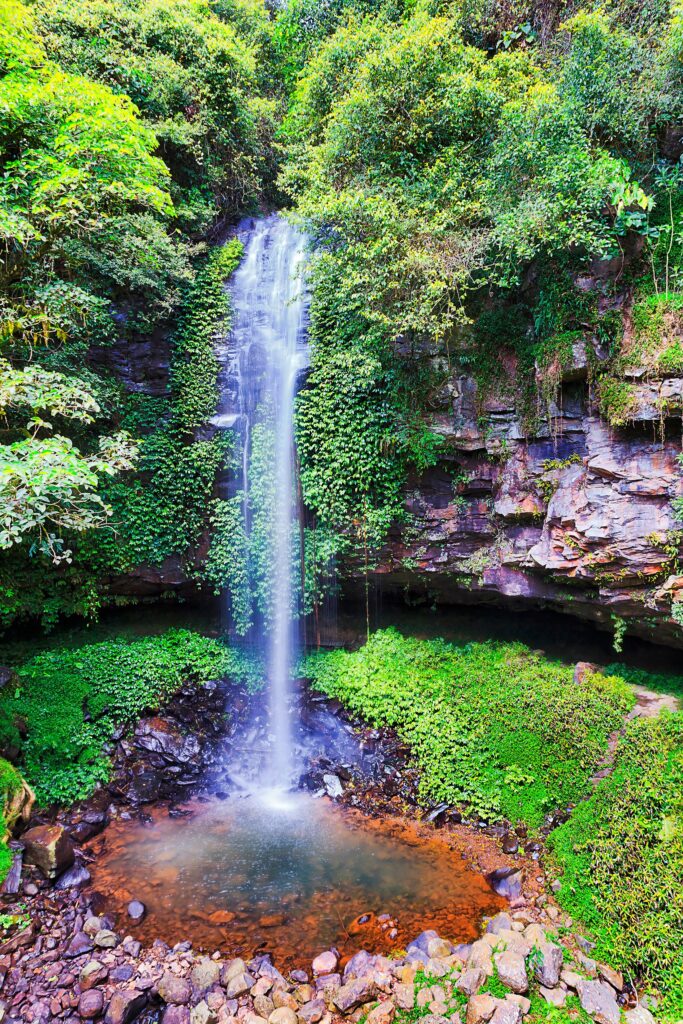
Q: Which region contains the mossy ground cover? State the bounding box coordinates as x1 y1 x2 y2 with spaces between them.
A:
548 712 683 1020
301 628 634 828
0 629 255 807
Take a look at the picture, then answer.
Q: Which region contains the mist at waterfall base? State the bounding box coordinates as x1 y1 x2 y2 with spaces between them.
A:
85 217 505 965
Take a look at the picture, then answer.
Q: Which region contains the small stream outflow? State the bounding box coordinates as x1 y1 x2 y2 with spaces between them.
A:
213 215 309 793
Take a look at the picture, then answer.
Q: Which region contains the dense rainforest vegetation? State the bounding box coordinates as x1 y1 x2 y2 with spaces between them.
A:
1 0 683 1019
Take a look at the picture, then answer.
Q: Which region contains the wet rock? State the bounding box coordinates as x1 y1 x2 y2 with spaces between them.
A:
322 775 343 798
158 975 192 1006
56 862 92 889
334 977 377 1012
465 993 497 1024
126 901 145 922
22 825 74 879
78 990 104 1019
311 952 338 975
111 966 134 983
493 952 527 994
486 869 522 901
575 980 621 1024
1 850 22 895
104 989 147 1024
532 943 563 988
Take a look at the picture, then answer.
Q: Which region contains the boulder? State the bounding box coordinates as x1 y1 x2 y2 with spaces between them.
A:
427 938 452 959
298 1000 326 1024
80 962 108 991
225 973 255 999
455 969 485 997
79 990 105 1020
334 977 377 1012
576 980 621 1024
158 975 192 1006
343 951 377 980
490 1003 522 1024
220 960 247 985
311 952 338 976
393 984 415 1011
127 901 146 922
597 964 624 992
190 1002 217 1024
486 914 513 936
22 824 74 879
104 990 147 1024
163 1010 191 1024
268 1009 297 1024
56 862 91 889
493 952 528 994
468 941 494 977
191 959 221 993
539 987 566 1008
532 943 563 988
94 929 119 949
465 993 497 1024
624 1008 656 1024
366 1001 395 1024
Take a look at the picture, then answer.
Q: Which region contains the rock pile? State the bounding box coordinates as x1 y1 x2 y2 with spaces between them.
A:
1 897 656 1024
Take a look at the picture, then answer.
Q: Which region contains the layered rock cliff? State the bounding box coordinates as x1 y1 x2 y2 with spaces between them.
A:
372 355 683 648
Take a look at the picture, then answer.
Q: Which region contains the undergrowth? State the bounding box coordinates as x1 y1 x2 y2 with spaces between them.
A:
301 629 633 828
549 712 683 1020
0 629 257 806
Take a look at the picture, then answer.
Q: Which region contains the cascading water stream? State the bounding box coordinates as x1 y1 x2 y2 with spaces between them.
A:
213 214 308 794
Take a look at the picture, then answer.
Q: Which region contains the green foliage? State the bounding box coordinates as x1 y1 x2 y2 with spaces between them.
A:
0 629 235 803
31 0 278 231
549 713 683 1020
301 629 633 827
171 239 243 430
0 757 22 880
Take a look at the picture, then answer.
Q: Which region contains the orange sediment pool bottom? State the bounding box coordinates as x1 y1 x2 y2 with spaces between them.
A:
86 792 505 968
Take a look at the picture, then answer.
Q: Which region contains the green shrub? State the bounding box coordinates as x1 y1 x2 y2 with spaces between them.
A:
301 629 633 827
549 713 683 1020
0 630 235 804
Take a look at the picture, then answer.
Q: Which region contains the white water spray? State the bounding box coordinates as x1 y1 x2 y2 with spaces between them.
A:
213 215 308 793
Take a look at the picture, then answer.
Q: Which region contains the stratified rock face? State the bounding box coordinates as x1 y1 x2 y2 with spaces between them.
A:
367 367 683 647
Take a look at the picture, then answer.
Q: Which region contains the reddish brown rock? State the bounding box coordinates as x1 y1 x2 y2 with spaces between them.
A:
22 825 74 879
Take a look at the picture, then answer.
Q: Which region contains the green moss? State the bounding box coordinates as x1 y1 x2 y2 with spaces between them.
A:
548 713 683 1021
301 629 633 828
597 375 637 426
0 630 240 805
0 758 22 881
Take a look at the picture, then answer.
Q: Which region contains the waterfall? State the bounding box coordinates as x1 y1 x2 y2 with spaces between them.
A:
213 214 308 793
